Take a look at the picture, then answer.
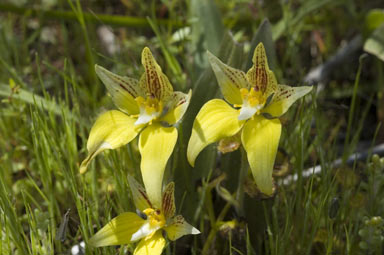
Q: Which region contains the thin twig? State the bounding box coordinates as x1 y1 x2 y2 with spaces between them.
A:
282 143 384 185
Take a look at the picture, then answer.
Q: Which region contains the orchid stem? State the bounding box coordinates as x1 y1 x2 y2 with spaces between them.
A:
235 147 248 217
201 201 232 255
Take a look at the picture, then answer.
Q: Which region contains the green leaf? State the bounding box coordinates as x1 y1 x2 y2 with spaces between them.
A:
176 32 243 220
0 83 77 121
364 24 384 62
365 9 384 35
272 0 340 40
190 0 225 68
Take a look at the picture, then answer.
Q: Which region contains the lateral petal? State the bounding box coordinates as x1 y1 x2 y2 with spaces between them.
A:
141 47 173 100
133 231 166 255
246 43 277 97
207 51 247 105
89 212 145 247
127 175 153 212
139 124 178 208
263 84 312 117
161 182 176 219
80 110 143 174
187 99 244 167
241 115 281 195
160 90 192 125
164 215 200 241
95 65 142 115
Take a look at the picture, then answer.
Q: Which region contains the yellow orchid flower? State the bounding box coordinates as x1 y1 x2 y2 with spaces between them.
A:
80 47 191 207
187 43 312 195
89 175 200 255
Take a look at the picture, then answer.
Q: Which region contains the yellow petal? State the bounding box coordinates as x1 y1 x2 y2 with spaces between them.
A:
241 115 281 195
128 175 153 212
160 90 192 125
162 182 175 219
207 51 248 105
140 47 173 100
134 231 166 255
164 215 200 241
95 65 142 115
263 84 312 117
187 99 245 167
79 110 143 174
246 43 277 97
139 124 178 208
89 212 145 247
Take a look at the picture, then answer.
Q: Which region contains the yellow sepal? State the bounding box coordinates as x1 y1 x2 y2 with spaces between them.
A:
262 84 312 117
161 182 175 219
139 124 178 208
241 115 281 195
207 51 248 105
164 215 200 241
80 110 143 174
246 43 277 97
140 47 173 100
127 175 153 212
160 90 192 125
89 212 145 247
95 64 142 115
187 99 245 166
133 231 166 255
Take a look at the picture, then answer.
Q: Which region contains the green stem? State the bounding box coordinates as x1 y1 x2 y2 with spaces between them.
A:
235 147 248 217
67 0 98 98
0 3 183 28
217 201 232 222
202 227 218 255
326 220 334 255
201 201 232 255
343 55 365 162
205 188 217 231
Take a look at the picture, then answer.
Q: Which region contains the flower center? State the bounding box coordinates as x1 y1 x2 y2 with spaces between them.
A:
134 96 164 125
237 87 266 121
143 208 166 228
130 208 166 242
240 87 265 108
